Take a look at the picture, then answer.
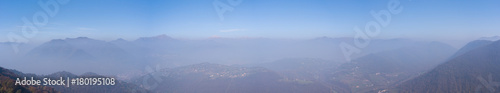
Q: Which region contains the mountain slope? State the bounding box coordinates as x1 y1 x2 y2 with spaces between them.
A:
330 41 457 92
394 40 500 93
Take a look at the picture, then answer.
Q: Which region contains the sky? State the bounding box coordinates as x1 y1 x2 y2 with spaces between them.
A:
1 0 500 45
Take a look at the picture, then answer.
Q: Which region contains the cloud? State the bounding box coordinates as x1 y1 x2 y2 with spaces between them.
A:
219 29 245 33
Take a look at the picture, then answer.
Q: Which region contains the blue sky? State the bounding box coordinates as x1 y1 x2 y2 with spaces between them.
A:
1 0 500 43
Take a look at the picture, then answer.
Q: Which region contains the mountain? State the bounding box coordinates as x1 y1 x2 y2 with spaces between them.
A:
0 66 58 93
22 37 139 75
393 40 500 93
10 35 463 79
132 34 181 55
132 63 350 93
27 37 131 60
62 37 130 60
329 41 457 93
448 40 493 59
26 39 95 61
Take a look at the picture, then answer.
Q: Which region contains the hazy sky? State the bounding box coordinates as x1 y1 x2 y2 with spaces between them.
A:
1 0 500 43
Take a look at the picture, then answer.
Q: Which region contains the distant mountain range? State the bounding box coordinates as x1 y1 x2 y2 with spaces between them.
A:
21 37 140 75
7 35 500 93
4 35 457 76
